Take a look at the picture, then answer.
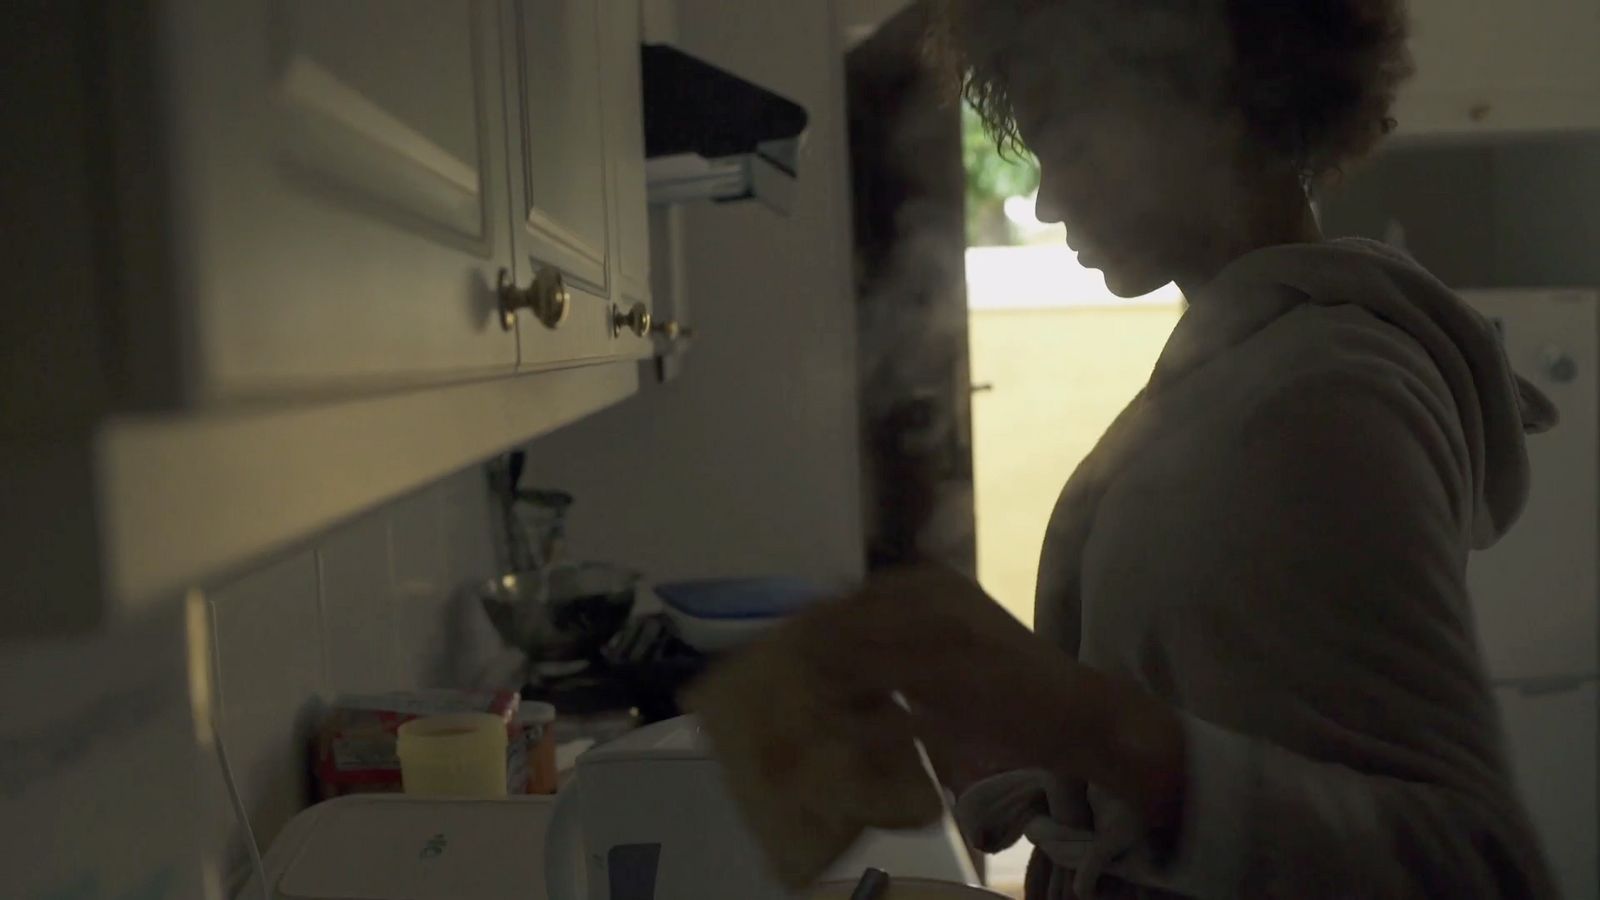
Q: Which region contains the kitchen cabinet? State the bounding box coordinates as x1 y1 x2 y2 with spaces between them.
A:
501 0 656 370
507 0 612 299
99 0 656 402
1396 0 1600 138
2 0 654 635
503 0 617 370
151 0 521 401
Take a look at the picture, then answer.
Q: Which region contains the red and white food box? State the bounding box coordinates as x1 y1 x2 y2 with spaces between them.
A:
315 689 557 797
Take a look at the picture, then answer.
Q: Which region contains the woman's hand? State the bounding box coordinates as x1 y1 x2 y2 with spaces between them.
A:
791 566 1187 828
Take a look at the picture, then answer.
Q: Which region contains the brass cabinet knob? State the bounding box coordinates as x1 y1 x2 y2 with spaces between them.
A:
650 321 695 341
499 266 571 332
612 301 652 338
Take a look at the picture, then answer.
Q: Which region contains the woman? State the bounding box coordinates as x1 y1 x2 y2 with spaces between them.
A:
780 1 1560 897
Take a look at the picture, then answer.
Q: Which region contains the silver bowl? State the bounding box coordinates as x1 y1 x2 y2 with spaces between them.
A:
477 562 639 663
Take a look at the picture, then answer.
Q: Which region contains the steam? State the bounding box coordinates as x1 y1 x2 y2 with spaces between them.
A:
850 14 976 570
855 197 975 572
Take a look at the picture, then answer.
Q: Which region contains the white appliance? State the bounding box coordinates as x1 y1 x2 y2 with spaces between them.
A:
1463 288 1599 900
250 794 559 900
544 716 978 900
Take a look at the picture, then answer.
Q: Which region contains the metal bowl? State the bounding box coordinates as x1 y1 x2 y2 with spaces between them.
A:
477 562 639 663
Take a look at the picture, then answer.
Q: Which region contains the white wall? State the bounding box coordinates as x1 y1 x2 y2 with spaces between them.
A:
521 0 867 583
201 466 503 883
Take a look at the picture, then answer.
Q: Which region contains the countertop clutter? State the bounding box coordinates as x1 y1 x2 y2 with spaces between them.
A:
479 467 845 736
218 558 908 900
229 470 951 900
245 718 978 900
222 571 969 900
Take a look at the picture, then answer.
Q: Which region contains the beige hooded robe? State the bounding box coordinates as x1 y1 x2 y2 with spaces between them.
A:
959 238 1561 899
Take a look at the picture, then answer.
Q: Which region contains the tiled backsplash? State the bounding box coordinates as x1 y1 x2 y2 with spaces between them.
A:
203 465 503 880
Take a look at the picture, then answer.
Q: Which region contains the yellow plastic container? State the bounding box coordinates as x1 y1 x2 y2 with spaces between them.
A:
396 713 508 798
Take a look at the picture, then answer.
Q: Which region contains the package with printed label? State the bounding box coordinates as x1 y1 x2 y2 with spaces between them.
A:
315 689 557 797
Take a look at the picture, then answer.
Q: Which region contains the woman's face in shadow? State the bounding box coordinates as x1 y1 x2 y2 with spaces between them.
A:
1012 79 1257 298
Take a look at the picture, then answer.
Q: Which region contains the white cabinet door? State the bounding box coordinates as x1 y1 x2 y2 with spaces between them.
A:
1465 291 1599 681
157 0 518 400
504 0 619 370
1496 680 1599 900
604 0 654 359
1397 0 1600 137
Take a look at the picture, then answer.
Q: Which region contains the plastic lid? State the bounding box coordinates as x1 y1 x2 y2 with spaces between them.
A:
652 576 844 621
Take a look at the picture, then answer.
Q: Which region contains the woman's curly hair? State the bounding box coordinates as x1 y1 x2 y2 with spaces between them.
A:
929 0 1414 181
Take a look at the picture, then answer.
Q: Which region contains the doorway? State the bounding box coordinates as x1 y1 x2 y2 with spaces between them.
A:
963 101 1185 625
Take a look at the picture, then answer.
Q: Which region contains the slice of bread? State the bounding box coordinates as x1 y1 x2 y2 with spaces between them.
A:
684 627 944 888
